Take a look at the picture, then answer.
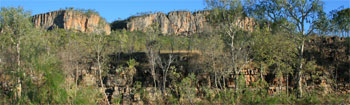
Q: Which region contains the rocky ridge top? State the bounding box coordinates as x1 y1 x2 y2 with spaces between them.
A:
118 11 256 35
32 10 111 35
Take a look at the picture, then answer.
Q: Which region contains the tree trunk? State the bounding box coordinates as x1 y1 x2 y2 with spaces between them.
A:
279 75 282 95
218 73 223 89
98 52 103 87
235 71 239 92
97 36 110 105
163 70 168 92
16 42 20 69
211 53 216 88
287 74 289 96
215 71 218 88
208 75 211 88
75 65 79 85
75 65 78 98
260 63 264 81
153 63 157 89
297 40 305 98
153 70 157 89
335 64 338 92
97 53 108 104
347 30 350 84
148 49 157 90
222 75 226 89
16 40 22 100
230 34 238 92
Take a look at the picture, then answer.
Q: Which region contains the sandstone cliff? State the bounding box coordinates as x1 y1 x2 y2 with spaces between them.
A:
32 10 111 35
125 11 211 35
118 11 255 35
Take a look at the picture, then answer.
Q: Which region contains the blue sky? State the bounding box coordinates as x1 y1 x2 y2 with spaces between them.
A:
1 0 349 23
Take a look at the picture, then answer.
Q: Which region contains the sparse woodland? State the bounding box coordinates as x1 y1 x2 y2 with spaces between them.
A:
0 0 350 104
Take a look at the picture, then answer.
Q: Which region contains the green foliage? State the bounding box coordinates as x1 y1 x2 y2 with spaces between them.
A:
112 94 123 105
178 73 197 104
71 86 103 105
251 28 297 78
65 7 100 16
23 55 68 104
109 30 146 53
0 7 33 68
331 8 350 33
0 7 32 37
133 81 142 90
127 59 139 68
215 89 236 104
0 2 350 104
205 0 246 24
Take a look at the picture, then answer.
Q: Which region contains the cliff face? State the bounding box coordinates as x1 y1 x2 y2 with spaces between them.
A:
126 11 211 35
32 10 111 35
124 11 255 35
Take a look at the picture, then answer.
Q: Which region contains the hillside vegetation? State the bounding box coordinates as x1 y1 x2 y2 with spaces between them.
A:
0 0 350 104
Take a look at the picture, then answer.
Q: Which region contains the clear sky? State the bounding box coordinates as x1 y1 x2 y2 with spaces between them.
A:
1 0 349 23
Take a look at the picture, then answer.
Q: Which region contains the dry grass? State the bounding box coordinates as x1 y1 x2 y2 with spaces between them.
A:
159 50 202 55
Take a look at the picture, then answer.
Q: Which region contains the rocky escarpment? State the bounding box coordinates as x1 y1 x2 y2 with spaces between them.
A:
32 10 111 35
113 11 255 35
127 11 211 35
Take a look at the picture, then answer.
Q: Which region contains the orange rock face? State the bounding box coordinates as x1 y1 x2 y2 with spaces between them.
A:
126 11 212 35
32 10 111 35
125 11 255 35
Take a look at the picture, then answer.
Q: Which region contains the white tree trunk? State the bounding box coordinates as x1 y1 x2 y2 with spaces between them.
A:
297 40 305 97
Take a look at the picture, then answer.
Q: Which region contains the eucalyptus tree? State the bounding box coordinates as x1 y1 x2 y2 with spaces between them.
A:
330 8 350 36
330 8 350 85
85 32 109 104
252 0 324 97
0 7 32 72
313 10 330 35
145 23 161 89
206 0 252 91
0 7 33 100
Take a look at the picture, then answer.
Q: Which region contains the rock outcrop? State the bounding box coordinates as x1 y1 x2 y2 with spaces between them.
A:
32 10 111 35
124 11 211 35
119 11 255 35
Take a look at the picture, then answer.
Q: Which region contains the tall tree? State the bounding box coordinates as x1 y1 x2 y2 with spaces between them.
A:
145 24 161 89
330 8 350 36
89 33 110 104
254 0 324 97
206 0 252 91
330 8 350 85
0 7 33 99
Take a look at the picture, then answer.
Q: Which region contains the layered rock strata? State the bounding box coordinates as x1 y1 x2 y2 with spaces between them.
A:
124 11 255 35
32 10 111 35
